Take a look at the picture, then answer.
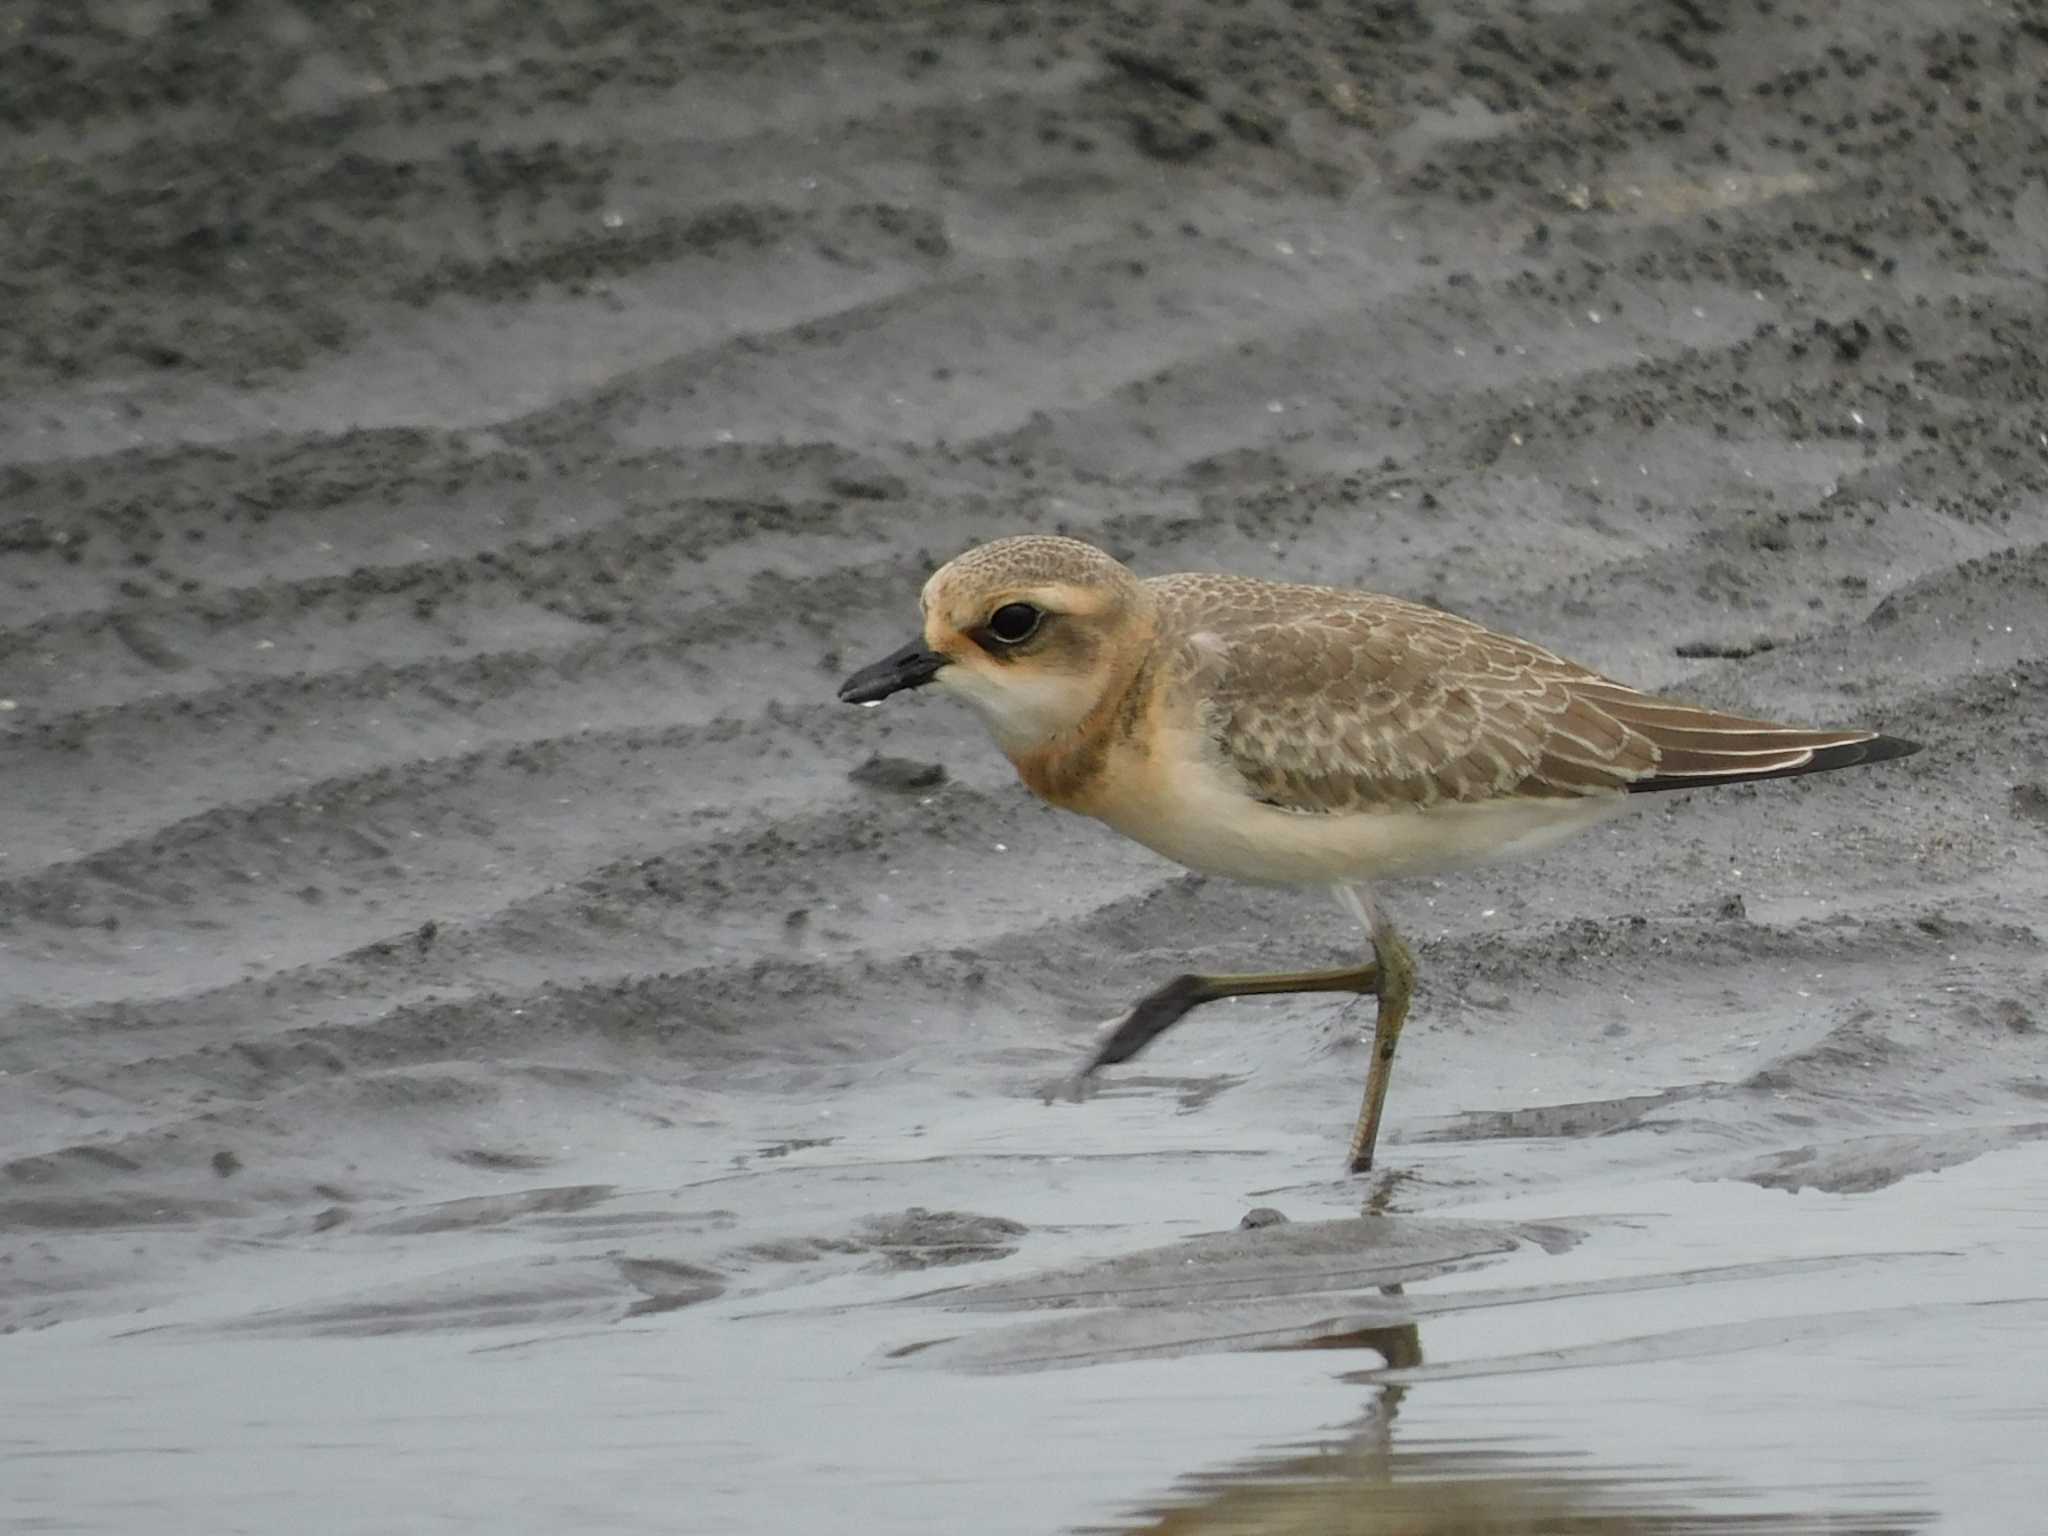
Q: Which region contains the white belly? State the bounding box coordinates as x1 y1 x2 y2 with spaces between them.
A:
1094 751 1637 886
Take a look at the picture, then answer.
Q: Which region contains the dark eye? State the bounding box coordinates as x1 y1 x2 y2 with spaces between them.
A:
986 602 1042 644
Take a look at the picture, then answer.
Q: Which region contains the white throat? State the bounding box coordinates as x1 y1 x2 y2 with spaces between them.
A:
937 666 1091 753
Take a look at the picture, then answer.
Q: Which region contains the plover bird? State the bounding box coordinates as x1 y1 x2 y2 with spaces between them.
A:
839 535 1918 1173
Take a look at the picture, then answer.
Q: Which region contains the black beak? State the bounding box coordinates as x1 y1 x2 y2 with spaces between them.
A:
838 638 948 705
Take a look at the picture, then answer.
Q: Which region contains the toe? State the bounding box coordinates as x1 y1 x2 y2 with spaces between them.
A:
1039 1069 1094 1105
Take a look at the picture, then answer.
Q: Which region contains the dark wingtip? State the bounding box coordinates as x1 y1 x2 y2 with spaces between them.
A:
1627 731 1923 794
1853 733 1923 767
1799 732 1922 777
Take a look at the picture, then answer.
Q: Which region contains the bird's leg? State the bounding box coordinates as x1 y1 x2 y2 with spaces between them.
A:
1056 884 1414 1177
1339 885 1415 1174
1077 961 1383 1078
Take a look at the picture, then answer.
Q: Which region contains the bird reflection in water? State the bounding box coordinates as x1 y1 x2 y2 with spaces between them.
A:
1117 1313 1926 1535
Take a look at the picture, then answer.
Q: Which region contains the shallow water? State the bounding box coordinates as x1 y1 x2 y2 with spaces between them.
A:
8 1138 2045 1533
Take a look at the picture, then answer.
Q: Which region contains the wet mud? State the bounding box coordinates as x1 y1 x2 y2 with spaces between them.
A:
4 0 2047 1530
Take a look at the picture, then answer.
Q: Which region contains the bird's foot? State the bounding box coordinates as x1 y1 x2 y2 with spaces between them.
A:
1037 1014 1130 1103
1039 1068 1094 1105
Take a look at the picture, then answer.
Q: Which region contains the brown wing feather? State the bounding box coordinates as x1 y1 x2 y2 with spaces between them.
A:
1149 574 1916 811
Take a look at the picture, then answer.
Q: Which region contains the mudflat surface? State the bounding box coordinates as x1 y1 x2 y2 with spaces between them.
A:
4 2 2047 1531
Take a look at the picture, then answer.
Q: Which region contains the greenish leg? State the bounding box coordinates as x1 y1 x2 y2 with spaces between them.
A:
1079 961 1381 1077
1346 915 1416 1174
1069 883 1414 1176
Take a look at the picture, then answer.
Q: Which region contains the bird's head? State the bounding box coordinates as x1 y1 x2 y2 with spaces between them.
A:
837 535 1150 752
